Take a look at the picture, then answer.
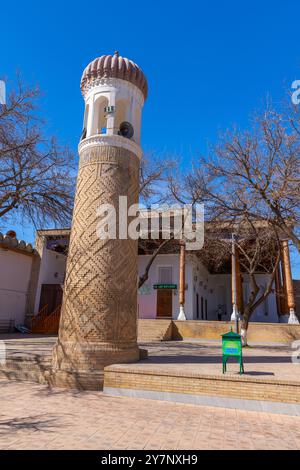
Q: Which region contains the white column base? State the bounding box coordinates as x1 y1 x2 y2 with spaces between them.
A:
231 305 240 321
288 309 299 325
241 328 247 346
177 305 186 321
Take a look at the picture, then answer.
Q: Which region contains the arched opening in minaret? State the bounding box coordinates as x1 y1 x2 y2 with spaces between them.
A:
115 99 129 135
92 95 109 136
81 104 89 139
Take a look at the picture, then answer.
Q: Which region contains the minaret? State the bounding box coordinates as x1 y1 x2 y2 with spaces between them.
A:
51 52 148 390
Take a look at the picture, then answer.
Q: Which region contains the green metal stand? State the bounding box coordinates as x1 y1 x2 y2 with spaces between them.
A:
221 329 244 375
222 355 244 375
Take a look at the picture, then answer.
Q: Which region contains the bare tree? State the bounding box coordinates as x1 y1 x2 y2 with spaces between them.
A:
139 152 176 205
231 224 280 344
188 102 300 251
0 76 75 229
168 163 282 343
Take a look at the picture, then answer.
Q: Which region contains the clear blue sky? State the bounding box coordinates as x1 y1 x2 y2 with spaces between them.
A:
1 0 300 277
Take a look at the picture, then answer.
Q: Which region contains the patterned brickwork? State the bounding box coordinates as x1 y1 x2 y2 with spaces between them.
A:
52 145 141 388
1 380 300 450
172 320 300 343
137 320 173 342
104 366 300 404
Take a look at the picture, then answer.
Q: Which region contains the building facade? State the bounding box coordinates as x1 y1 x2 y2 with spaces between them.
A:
0 231 37 330
31 229 280 324
0 227 297 328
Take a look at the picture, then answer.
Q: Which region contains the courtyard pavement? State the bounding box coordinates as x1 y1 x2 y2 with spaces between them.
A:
1 334 299 381
0 379 300 450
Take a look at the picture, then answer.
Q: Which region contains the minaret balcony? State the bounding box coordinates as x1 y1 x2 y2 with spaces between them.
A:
78 133 142 159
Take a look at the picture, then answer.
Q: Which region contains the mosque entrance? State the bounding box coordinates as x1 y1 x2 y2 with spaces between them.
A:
156 289 173 318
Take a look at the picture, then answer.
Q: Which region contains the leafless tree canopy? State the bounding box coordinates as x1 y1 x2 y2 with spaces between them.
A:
167 100 300 329
218 224 280 330
139 153 176 205
0 76 76 228
186 102 300 251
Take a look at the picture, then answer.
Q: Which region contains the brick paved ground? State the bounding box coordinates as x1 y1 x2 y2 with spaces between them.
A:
2 335 299 380
0 379 300 450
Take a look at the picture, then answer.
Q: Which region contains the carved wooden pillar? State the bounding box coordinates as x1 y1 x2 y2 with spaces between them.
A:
236 248 244 315
231 235 239 322
280 247 289 315
177 241 186 321
281 240 299 324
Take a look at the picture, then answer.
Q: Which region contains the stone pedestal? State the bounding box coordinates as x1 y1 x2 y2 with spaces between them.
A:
51 144 142 390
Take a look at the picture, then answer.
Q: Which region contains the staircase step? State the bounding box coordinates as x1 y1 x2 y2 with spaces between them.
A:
137 319 172 342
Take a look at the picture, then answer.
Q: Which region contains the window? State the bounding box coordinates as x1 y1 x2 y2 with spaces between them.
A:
158 267 172 284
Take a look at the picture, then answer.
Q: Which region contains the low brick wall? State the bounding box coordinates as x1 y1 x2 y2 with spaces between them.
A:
138 319 172 342
172 321 300 343
104 365 300 404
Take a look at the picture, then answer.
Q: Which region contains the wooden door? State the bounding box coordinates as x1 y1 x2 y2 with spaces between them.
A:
39 284 63 314
157 289 173 318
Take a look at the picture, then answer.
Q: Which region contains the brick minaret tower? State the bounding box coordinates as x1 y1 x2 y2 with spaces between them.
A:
51 52 148 389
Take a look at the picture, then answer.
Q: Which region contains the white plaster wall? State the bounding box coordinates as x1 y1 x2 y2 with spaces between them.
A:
34 246 67 314
138 253 196 320
186 256 278 323
0 250 33 324
31 245 279 322
184 261 194 320
190 256 228 321
206 274 232 321
138 254 180 319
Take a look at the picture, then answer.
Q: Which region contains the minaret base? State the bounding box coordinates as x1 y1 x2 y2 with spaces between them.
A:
50 342 144 390
48 369 106 391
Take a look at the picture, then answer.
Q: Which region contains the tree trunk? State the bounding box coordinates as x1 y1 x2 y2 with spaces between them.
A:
241 311 250 346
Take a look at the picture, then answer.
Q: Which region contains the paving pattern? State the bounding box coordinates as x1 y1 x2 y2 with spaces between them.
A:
2 335 299 382
0 379 300 450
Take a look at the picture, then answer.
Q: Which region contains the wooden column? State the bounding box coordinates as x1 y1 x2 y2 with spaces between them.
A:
236 248 244 315
281 240 299 324
231 234 239 322
280 248 289 315
177 241 186 321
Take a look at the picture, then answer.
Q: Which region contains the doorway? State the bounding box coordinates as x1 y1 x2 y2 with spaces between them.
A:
156 289 173 318
39 284 63 314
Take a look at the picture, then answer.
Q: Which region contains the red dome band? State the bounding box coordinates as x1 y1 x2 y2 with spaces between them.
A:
81 52 148 100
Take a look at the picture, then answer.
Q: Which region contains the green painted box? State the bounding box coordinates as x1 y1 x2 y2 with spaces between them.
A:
221 329 244 374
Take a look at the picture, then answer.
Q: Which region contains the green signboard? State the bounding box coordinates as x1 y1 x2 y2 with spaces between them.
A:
222 340 242 356
153 284 177 290
221 329 244 374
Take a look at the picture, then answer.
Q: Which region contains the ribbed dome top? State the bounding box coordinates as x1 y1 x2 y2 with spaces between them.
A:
80 52 148 99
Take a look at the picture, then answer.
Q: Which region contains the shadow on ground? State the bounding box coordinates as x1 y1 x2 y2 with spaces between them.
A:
0 414 61 434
